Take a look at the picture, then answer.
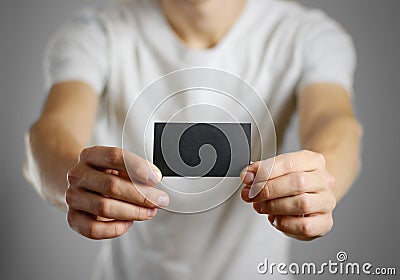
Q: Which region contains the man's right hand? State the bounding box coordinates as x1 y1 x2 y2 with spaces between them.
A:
66 146 169 240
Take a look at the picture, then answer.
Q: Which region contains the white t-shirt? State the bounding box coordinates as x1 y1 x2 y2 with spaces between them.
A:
44 0 356 279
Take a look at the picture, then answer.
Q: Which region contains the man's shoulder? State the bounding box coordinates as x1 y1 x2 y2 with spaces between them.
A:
253 0 337 31
66 2 138 31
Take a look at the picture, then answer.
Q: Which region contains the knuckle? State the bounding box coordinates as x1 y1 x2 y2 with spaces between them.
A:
67 211 81 235
67 166 82 185
330 196 337 211
65 187 76 206
328 175 336 188
105 147 123 165
298 194 312 213
320 192 336 213
301 149 314 159
79 147 93 161
260 182 271 200
94 199 110 217
135 163 150 180
301 149 311 155
315 152 326 166
113 223 126 237
332 196 337 209
103 176 119 195
300 220 313 236
87 222 100 239
295 172 308 192
265 201 274 213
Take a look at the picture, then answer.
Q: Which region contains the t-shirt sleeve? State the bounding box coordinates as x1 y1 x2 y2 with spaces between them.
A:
296 11 357 96
43 8 108 95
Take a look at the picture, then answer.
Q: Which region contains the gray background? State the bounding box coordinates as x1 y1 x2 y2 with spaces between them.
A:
1 0 399 279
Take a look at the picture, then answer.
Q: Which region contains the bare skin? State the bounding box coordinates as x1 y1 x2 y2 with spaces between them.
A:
160 0 247 49
240 84 362 241
24 0 362 240
24 82 169 239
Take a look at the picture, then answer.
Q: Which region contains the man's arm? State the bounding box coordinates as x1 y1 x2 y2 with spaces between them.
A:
240 83 362 240
24 81 98 210
24 81 168 239
298 83 362 201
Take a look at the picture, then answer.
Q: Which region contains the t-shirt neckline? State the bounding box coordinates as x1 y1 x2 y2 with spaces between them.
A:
137 0 256 58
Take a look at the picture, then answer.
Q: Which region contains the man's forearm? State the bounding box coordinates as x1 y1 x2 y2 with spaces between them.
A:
24 118 83 210
302 114 362 201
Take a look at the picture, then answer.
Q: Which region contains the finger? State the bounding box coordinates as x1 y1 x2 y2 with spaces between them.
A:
68 165 169 208
67 209 133 240
66 188 158 221
239 170 254 185
80 146 162 184
270 214 333 238
241 170 329 202
252 192 336 215
243 150 325 183
244 150 325 198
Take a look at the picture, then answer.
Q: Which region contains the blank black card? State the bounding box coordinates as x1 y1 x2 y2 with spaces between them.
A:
153 122 251 177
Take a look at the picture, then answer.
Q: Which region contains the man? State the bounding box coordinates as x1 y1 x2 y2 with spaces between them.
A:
24 0 362 279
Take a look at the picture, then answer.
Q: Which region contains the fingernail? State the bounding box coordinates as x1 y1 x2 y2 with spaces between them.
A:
148 208 157 217
157 195 169 207
244 172 255 184
125 221 133 228
148 169 162 184
249 185 261 199
272 217 278 228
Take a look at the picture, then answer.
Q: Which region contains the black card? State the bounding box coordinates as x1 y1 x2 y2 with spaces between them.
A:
153 122 251 177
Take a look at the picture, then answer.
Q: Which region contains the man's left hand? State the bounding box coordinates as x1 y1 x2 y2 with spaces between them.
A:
241 150 336 241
